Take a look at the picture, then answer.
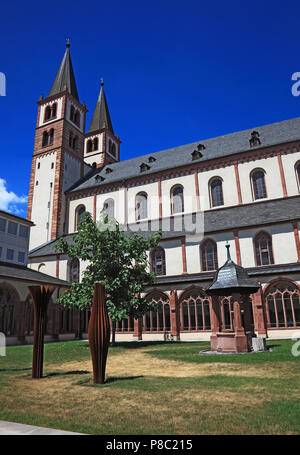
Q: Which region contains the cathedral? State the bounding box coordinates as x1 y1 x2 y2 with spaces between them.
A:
2 42 300 343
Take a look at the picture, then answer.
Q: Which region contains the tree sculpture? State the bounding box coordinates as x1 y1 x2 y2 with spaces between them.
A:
88 282 110 384
28 285 55 378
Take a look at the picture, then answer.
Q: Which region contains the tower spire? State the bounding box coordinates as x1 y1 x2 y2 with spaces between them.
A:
48 40 79 100
88 79 114 134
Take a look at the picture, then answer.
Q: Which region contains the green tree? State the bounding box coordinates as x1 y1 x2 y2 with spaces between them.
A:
55 212 161 344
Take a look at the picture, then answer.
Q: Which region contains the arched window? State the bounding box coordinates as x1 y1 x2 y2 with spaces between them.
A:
86 139 92 153
254 231 274 266
92 162 97 168
75 205 86 230
72 135 78 150
44 106 51 121
42 131 49 147
135 192 148 221
0 283 20 336
68 258 80 283
150 247 166 276
251 169 267 200
93 138 99 151
70 105 75 122
265 281 300 328
171 185 184 214
103 198 114 218
179 288 211 331
144 291 170 332
201 239 218 271
296 162 300 191
74 111 80 126
49 129 54 145
111 143 116 157
38 263 45 273
210 178 224 207
52 103 57 118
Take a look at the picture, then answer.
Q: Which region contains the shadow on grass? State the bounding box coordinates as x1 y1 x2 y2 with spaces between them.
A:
0 367 32 373
43 370 90 378
78 375 144 387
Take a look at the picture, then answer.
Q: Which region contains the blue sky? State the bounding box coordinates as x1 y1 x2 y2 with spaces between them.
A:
1 0 300 215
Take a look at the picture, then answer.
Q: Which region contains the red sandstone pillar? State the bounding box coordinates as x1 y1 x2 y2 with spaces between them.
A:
252 287 268 337
210 296 221 351
170 290 180 340
133 318 143 340
232 294 244 334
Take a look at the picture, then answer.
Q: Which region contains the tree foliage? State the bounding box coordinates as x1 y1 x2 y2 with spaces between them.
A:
55 212 162 323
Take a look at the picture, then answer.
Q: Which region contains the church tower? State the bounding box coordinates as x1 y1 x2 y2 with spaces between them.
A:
84 80 120 168
27 41 87 250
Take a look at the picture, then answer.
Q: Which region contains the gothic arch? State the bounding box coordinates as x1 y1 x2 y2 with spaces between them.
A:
253 230 274 266
178 286 211 331
208 176 224 207
143 290 170 332
0 282 21 336
263 278 300 329
250 168 267 200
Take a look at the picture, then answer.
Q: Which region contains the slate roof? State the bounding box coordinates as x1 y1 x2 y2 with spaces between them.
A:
68 116 300 193
0 261 70 287
88 82 114 134
28 196 300 258
153 263 300 286
49 43 79 101
0 210 34 226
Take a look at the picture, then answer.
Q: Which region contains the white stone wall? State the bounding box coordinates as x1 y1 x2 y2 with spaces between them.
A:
281 150 300 196
29 152 56 250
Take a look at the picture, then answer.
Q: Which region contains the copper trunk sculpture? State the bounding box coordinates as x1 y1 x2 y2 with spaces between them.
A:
28 285 55 379
88 282 110 384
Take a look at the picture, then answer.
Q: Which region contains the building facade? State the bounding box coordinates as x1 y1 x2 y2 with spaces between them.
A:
23 42 300 342
0 210 70 345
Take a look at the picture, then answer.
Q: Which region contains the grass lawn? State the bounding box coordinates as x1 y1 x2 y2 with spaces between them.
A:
0 339 300 434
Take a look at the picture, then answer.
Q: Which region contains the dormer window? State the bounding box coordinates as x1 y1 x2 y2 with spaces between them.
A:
191 150 203 160
95 175 105 182
105 167 113 174
140 163 150 172
148 156 156 163
197 143 205 151
249 131 261 147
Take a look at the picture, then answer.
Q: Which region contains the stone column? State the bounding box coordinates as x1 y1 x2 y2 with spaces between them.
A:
170 290 180 340
252 287 268 336
133 318 143 340
210 295 221 351
232 293 248 352
232 294 244 334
